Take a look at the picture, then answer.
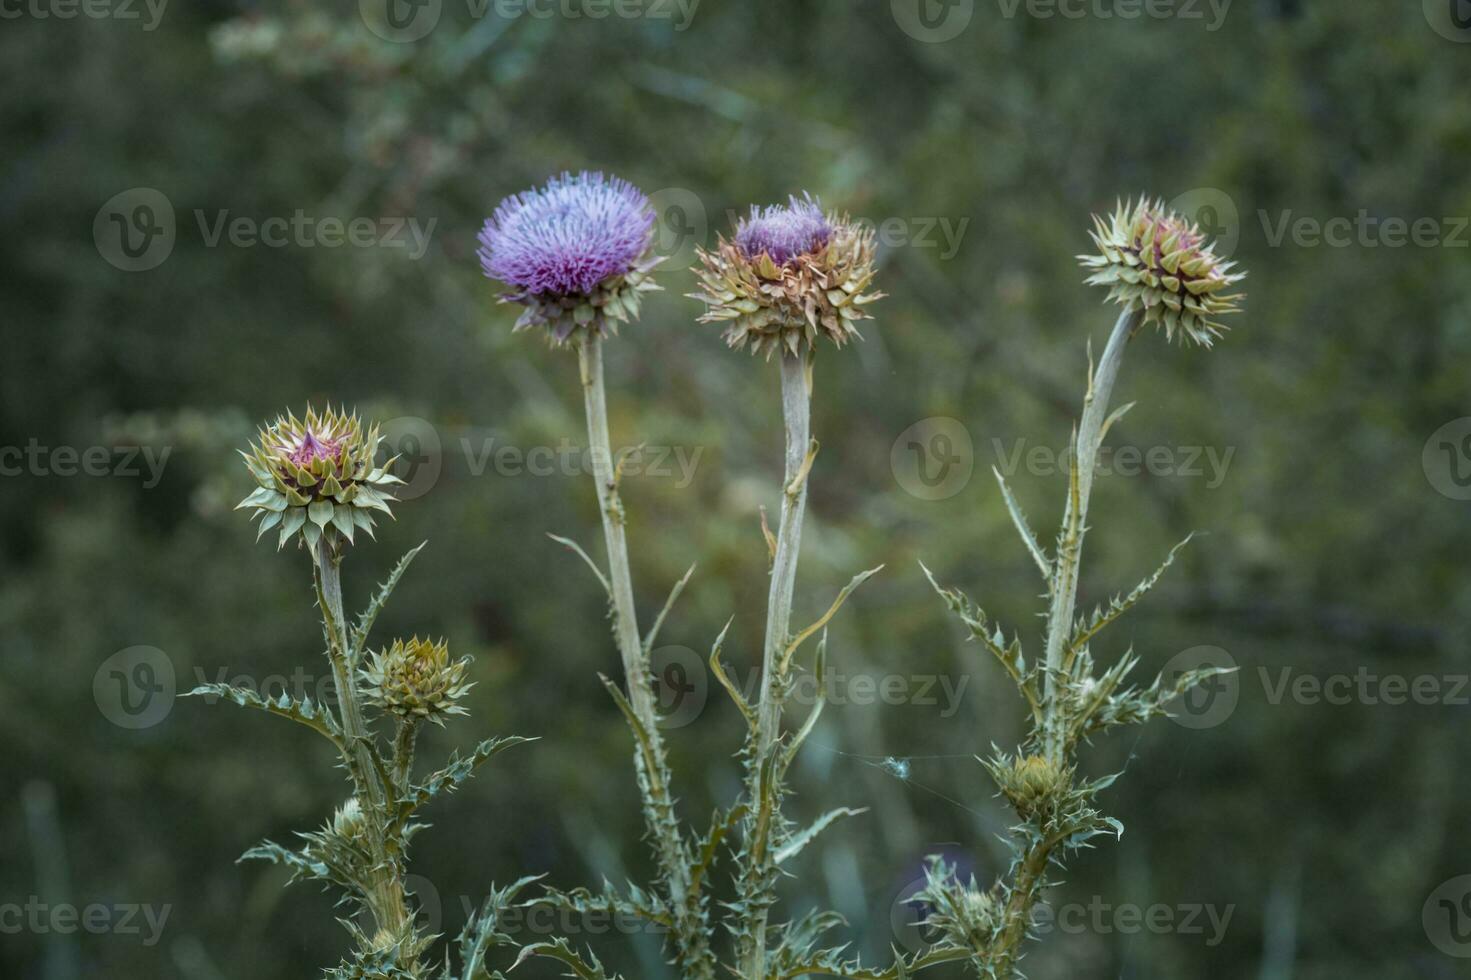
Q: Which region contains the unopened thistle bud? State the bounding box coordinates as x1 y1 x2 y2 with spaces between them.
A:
477 171 662 346
995 753 1072 820
691 194 883 359
360 636 473 726
1079 197 1245 347
330 797 368 841
236 406 401 557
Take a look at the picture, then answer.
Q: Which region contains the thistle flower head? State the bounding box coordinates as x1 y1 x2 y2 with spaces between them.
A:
1079 197 1245 347
236 406 401 557
993 753 1072 820
691 194 883 359
360 636 473 726
477 171 662 345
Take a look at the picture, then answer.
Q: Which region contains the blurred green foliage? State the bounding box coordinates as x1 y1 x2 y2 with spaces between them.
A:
4 1 1470 978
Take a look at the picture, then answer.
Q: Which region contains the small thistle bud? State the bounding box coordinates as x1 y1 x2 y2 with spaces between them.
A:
690 194 883 359
330 797 368 840
477 171 663 346
236 406 402 557
995 753 1072 819
1079 197 1245 347
360 636 473 726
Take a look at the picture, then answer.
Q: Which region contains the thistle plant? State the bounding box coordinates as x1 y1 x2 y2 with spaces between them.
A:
692 197 886 979
192 405 535 980
908 197 1246 977
479 172 720 978
479 185 895 979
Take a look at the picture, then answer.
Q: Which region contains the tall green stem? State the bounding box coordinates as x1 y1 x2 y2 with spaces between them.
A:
576 332 713 978
314 548 409 937
740 351 813 980
1040 307 1140 761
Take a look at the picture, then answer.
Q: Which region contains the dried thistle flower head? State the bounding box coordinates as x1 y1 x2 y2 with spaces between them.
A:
691 194 883 359
1079 197 1245 347
360 636 473 726
477 171 663 346
236 406 401 557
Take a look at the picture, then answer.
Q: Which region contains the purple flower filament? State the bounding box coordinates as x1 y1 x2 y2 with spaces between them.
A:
478 171 654 297
735 195 832 267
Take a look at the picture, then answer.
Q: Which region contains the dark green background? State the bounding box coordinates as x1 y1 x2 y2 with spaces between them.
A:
4 1 1470 977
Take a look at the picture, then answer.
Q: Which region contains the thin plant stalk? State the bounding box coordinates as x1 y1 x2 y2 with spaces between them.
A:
740 350 813 980
576 331 712 977
313 548 409 935
1040 306 1141 760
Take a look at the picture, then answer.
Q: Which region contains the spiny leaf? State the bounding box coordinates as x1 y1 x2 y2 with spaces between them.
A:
183 682 344 750
392 736 535 833
513 938 621 979
352 541 427 660
774 807 868 865
782 565 884 671
707 617 753 725
919 562 1041 724
1067 533 1195 658
644 562 696 654
782 630 829 771
992 466 1051 583
547 533 612 599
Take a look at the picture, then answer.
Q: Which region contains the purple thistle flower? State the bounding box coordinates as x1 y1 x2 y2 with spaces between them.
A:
478 171 655 297
735 194 832 266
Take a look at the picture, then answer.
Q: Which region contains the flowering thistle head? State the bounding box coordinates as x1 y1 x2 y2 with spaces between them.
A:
236 406 401 557
1079 197 1245 347
477 171 662 345
360 636 473 726
691 194 883 359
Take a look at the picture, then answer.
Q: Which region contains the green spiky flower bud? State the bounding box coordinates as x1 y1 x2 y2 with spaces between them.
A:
995 753 1072 820
236 406 402 557
360 636 473 727
691 195 883 359
1079 197 1245 347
